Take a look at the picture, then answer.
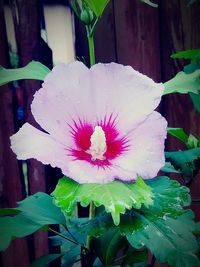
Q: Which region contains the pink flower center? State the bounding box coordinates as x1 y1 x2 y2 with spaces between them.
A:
68 115 129 167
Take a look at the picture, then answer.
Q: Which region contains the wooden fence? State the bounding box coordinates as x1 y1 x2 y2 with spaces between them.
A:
0 0 200 266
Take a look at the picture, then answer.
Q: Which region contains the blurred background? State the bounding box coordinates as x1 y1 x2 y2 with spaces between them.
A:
0 0 200 266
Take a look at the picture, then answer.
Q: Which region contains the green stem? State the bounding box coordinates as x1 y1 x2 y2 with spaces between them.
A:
86 202 95 249
85 24 96 251
90 18 99 36
64 225 79 244
48 227 79 246
89 201 95 218
86 26 95 66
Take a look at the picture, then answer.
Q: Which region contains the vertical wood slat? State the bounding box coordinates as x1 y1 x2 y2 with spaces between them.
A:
113 0 161 81
10 0 49 260
113 2 166 266
94 1 117 63
190 0 200 221
0 3 29 267
159 0 200 221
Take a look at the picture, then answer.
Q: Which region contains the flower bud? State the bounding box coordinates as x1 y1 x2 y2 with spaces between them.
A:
80 7 94 25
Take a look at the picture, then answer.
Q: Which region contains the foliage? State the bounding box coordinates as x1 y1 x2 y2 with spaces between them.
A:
161 127 200 177
185 51 200 113
190 93 200 113
0 61 50 86
167 127 189 144
140 0 158 7
66 176 199 267
84 0 109 17
52 176 153 226
194 221 200 234
171 49 200 61
187 134 200 149
167 127 200 149
163 69 200 95
30 254 63 267
171 48 200 113
165 148 200 177
0 208 20 216
17 192 66 225
120 249 148 266
161 161 181 173
187 0 199 6
118 177 199 267
123 211 199 267
92 228 127 265
0 192 66 251
69 0 109 27
0 213 42 251
144 176 191 217
31 233 81 267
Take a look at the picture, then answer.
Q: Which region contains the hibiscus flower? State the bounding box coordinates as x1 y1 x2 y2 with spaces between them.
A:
10 61 167 183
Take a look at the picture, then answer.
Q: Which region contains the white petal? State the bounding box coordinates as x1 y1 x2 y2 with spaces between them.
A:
66 160 136 184
31 61 164 145
31 61 93 145
10 123 69 173
113 112 167 179
12 62 167 184
90 63 164 132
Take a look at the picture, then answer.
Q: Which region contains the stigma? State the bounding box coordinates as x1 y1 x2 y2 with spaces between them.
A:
87 126 107 160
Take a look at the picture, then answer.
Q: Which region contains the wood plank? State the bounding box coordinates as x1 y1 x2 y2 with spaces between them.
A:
0 2 30 266
114 0 161 81
94 0 116 63
159 0 200 220
10 0 49 259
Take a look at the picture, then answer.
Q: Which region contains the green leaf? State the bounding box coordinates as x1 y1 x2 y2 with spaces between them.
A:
0 208 20 216
194 221 200 234
171 49 200 61
120 176 191 239
180 53 200 113
0 61 50 86
167 128 199 149
190 92 200 113
17 192 66 225
124 211 200 267
92 228 127 266
93 257 103 267
187 0 199 6
167 127 189 144
52 177 153 225
146 176 191 215
61 245 81 267
0 193 66 251
121 249 148 266
163 69 200 95
184 62 200 73
161 162 181 173
84 0 109 17
186 134 200 149
165 148 200 177
0 213 42 251
48 226 81 267
119 177 198 267
69 213 112 237
140 0 158 7
30 254 63 267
